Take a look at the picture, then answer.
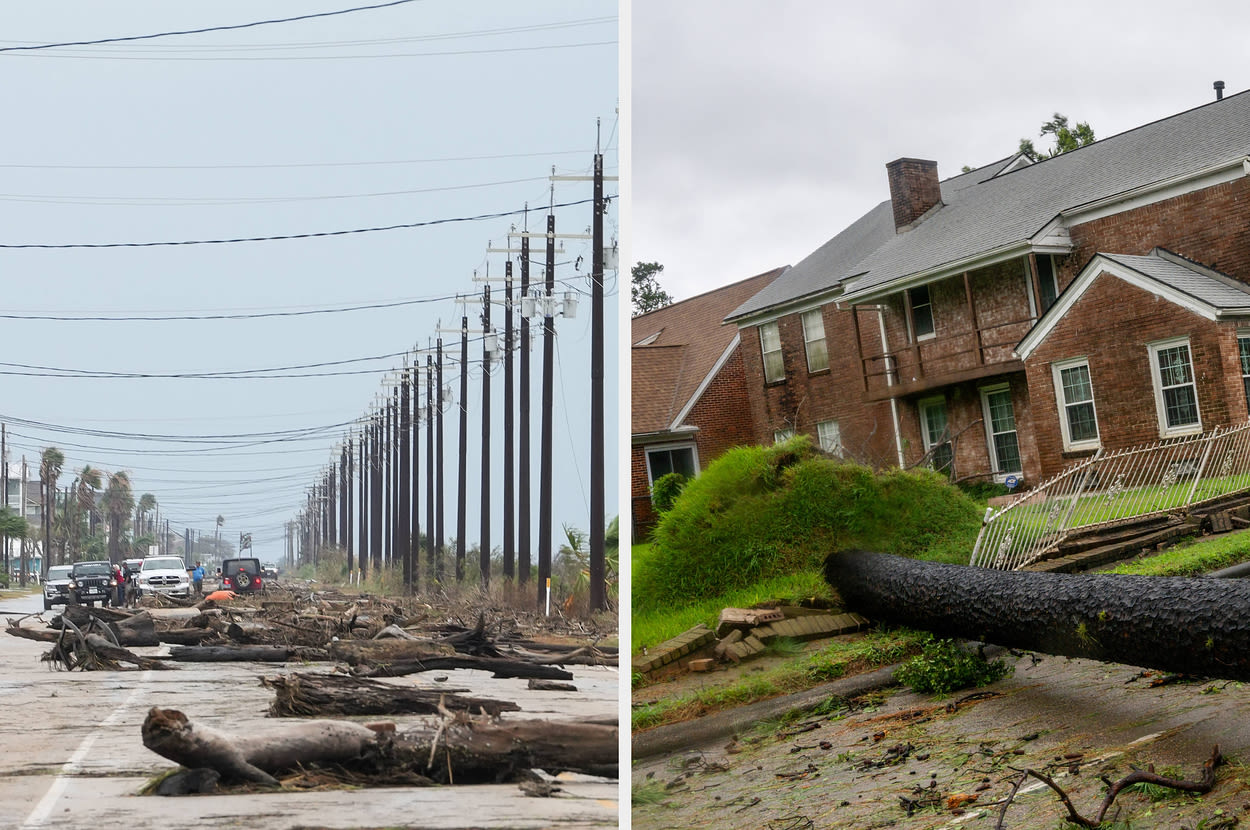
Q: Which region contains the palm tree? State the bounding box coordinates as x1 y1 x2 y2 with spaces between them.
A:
216 514 225 553
76 465 103 553
39 447 64 569
136 493 156 540
100 471 134 565
0 507 27 585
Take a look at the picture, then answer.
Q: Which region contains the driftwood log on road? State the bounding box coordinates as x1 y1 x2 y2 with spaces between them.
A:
825 549 1250 680
262 672 521 717
141 706 618 787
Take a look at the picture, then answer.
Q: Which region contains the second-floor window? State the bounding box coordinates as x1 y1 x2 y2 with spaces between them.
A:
1052 358 1100 451
909 284 935 341
760 322 785 383
1149 337 1201 435
1036 255 1059 312
801 309 829 373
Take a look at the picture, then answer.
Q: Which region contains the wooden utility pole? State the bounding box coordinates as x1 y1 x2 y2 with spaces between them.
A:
503 261 516 581
538 212 556 612
426 354 436 583
480 285 492 589
456 316 469 582
519 231 532 585
399 371 412 592
436 338 445 584
589 147 607 612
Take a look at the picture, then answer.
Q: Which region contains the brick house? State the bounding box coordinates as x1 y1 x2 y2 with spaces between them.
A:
724 89 1250 488
631 268 784 538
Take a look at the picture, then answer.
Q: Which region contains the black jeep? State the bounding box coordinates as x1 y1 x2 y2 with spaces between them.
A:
68 560 117 607
220 557 263 594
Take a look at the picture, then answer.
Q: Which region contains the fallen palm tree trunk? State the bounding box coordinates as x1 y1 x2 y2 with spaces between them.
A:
167 644 328 662
328 638 456 665
262 672 520 717
393 717 618 783
141 706 618 787
825 549 1250 680
55 606 159 647
356 655 574 681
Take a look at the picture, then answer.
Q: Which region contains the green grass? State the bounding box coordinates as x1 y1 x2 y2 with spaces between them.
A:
1105 529 1250 576
631 628 925 731
631 551 829 654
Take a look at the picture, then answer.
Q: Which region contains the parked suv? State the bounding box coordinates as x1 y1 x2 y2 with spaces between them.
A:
68 560 117 607
220 557 263 593
135 556 191 598
43 565 73 610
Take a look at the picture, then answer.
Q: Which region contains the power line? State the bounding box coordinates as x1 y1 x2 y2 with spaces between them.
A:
0 0 424 53
14 40 616 62
0 149 597 172
0 295 461 321
0 197 599 248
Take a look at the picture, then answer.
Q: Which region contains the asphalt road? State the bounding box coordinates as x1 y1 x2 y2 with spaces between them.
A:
0 590 620 829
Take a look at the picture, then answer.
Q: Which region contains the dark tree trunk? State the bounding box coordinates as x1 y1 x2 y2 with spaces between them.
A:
825 549 1250 681
167 645 328 662
357 655 574 681
141 707 617 787
262 672 520 717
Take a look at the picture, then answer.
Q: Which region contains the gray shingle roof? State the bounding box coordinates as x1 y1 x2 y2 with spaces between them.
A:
731 90 1250 320
1103 249 1250 311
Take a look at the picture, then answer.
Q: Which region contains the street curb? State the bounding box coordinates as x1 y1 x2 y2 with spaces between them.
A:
632 663 900 761
631 642 1007 761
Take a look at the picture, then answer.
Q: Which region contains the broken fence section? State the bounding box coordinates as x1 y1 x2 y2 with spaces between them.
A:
970 421 1250 570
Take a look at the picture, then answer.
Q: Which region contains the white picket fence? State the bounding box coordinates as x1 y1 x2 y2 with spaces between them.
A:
970 422 1250 570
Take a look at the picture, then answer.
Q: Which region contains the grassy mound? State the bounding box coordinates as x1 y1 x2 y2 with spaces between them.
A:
634 437 981 612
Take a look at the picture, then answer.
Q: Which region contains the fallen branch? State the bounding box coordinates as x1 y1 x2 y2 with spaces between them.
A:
995 745 1223 828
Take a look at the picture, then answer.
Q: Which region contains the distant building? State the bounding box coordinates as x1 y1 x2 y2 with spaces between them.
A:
631 268 785 538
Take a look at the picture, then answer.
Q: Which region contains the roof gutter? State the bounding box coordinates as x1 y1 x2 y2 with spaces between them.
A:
1060 156 1250 224
725 284 845 328
840 240 1034 305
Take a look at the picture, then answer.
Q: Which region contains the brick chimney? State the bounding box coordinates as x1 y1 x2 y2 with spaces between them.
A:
886 157 942 231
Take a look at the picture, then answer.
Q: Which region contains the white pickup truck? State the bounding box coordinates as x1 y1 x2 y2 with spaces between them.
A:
136 556 191 598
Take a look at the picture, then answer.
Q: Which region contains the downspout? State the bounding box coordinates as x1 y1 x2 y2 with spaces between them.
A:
876 307 906 468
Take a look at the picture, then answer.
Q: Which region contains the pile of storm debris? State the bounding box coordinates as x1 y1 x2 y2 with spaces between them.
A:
4 589 618 792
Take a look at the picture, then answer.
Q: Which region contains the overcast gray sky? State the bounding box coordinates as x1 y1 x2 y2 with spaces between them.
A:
0 1 617 566
631 0 1249 302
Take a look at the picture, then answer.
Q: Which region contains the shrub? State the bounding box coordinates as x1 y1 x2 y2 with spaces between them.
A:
650 472 688 514
894 637 1012 694
633 437 982 610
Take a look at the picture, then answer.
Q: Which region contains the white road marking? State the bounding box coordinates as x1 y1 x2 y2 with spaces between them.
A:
20 670 153 828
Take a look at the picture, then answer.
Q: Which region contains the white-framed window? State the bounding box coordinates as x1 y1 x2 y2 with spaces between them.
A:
1239 330 1250 414
908 284 935 341
918 397 953 475
801 309 829 373
1148 337 1201 436
980 384 1022 476
774 427 796 444
759 321 785 383
816 420 842 456
1051 358 1100 451
645 443 698 487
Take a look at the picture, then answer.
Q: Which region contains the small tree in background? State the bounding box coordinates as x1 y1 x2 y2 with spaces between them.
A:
1019 113 1095 162
632 261 673 315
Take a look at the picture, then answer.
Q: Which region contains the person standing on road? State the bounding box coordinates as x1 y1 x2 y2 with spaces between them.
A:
113 563 125 607
192 562 205 596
